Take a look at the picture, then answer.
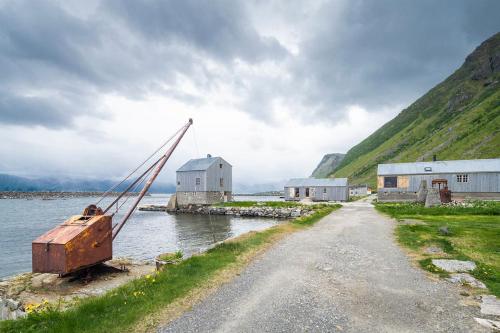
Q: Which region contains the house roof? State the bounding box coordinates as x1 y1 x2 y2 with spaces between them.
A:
377 158 500 176
284 178 348 187
177 157 218 172
177 156 231 172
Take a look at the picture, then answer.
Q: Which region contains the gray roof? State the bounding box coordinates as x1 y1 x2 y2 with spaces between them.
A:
177 156 223 172
284 178 348 187
378 158 500 176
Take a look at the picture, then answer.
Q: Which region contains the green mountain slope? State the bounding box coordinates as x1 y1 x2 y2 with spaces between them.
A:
331 32 500 188
311 153 345 178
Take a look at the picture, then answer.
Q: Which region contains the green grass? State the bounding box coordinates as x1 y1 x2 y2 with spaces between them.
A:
348 195 368 202
0 205 341 333
375 202 500 296
157 250 183 262
376 200 500 216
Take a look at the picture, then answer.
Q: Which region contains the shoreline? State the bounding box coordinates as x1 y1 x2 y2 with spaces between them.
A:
0 191 148 200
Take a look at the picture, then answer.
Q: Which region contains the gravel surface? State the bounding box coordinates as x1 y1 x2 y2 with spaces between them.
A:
160 200 487 332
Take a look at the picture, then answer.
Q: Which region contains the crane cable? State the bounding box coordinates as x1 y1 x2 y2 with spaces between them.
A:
95 125 185 206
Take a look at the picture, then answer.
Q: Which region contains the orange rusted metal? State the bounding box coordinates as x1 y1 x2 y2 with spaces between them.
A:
32 212 112 274
432 179 452 203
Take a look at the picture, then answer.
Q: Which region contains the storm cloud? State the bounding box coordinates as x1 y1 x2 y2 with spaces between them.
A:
0 0 499 127
0 0 287 127
1 0 500 128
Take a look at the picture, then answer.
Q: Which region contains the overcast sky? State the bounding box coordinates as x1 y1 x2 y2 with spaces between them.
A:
0 0 499 190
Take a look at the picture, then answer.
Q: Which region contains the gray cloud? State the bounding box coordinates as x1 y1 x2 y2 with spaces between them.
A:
0 0 499 128
0 0 287 128
286 0 500 117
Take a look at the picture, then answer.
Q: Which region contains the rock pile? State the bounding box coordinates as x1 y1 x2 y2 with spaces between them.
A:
169 206 313 218
0 297 26 321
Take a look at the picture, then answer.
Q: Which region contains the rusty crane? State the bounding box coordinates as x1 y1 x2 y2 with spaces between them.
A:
32 119 193 275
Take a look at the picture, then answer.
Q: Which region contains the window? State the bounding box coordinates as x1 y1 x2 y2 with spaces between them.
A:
305 188 310 197
219 163 223 168
323 188 327 194
195 178 201 185
384 176 398 188
424 167 432 172
457 174 468 183
177 181 180 185
220 178 224 187
294 188 300 197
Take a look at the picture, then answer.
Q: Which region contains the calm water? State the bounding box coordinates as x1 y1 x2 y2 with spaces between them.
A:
0 194 283 279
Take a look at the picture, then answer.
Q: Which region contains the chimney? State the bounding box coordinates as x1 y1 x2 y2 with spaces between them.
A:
207 154 212 158
432 154 437 162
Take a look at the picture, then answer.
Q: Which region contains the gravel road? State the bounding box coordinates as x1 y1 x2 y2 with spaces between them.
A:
160 200 487 332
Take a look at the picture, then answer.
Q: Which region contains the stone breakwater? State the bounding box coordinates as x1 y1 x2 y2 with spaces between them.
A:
140 204 314 218
171 206 315 218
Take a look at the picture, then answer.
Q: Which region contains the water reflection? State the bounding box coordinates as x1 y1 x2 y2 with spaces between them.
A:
171 214 233 255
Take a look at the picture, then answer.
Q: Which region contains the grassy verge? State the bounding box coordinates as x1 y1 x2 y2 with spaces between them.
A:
0 205 340 333
375 201 500 296
348 195 368 202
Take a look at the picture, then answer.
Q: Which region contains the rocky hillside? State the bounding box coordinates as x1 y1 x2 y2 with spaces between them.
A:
311 153 345 178
331 32 500 187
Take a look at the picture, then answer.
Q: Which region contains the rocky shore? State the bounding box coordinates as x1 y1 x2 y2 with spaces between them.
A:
0 191 141 200
0 259 154 321
140 204 314 218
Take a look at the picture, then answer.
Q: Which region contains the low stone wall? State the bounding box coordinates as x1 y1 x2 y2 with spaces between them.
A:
176 191 232 206
168 206 314 218
377 192 418 202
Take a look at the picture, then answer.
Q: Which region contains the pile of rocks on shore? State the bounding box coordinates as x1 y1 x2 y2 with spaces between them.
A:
169 206 314 218
0 297 26 320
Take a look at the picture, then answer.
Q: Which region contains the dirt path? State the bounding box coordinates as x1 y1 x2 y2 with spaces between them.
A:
159 200 486 332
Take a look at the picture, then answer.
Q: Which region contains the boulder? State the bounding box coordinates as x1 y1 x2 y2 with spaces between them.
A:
438 226 450 236
481 295 500 316
5 299 19 311
431 259 476 272
447 273 486 289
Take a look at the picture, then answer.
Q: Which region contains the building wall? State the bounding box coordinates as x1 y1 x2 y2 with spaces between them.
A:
205 158 232 192
378 172 500 193
177 191 232 206
284 186 348 201
176 170 207 192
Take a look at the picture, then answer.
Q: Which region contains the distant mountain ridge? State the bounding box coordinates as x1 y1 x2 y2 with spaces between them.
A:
0 174 176 193
311 153 345 178
329 32 500 187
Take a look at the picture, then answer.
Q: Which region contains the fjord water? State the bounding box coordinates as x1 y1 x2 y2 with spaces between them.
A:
0 194 282 279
